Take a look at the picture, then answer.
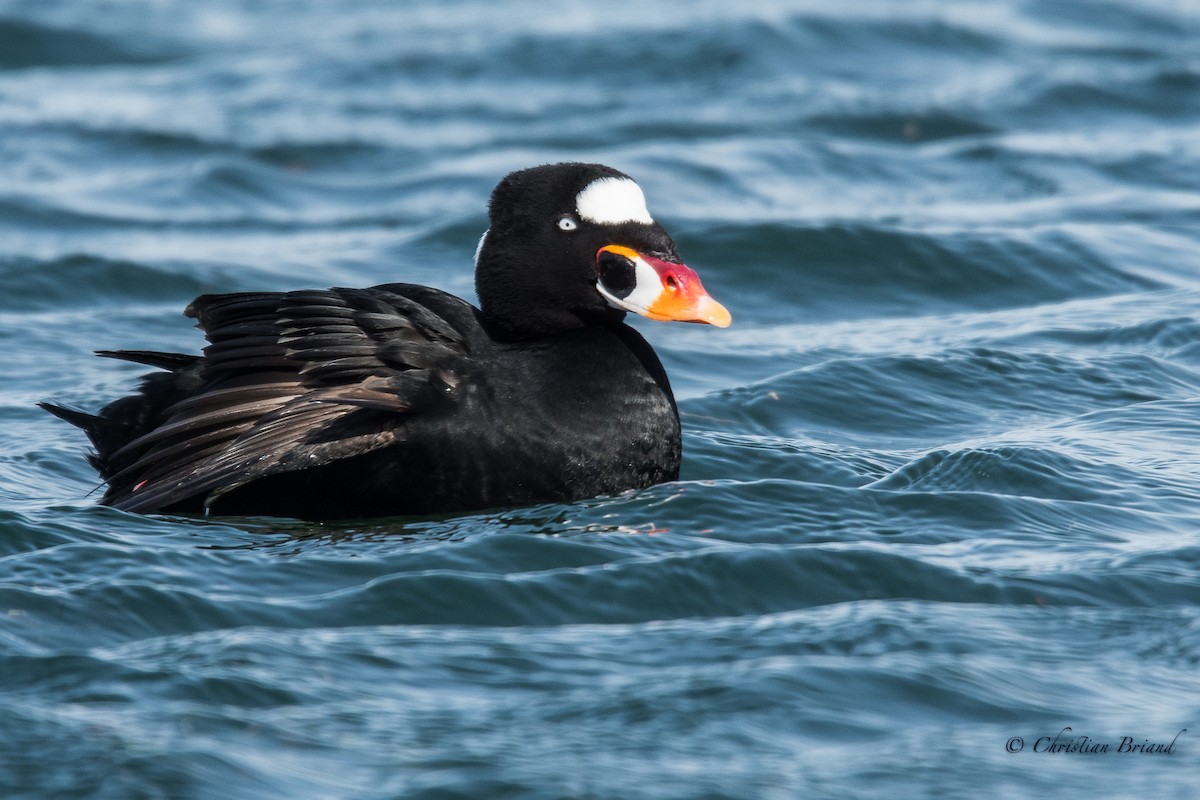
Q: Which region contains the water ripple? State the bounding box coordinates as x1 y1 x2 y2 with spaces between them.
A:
4 0 1200 796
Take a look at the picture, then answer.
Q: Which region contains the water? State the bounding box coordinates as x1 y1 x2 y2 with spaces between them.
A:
2 0 1199 796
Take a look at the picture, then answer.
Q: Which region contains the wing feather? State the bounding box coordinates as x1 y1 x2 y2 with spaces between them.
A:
105 285 471 512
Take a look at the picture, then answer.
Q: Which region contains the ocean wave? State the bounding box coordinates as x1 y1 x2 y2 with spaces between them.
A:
691 223 1165 323
4 0 1200 796
0 17 177 70
0 254 211 310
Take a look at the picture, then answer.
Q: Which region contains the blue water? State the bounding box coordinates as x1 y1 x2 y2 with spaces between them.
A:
3 0 1200 797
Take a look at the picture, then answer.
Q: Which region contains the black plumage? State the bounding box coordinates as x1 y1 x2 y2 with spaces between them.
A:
41 163 729 520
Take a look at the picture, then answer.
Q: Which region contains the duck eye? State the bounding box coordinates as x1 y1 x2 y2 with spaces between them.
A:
557 215 579 232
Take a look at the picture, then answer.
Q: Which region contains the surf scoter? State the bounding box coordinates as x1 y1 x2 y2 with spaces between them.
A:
41 163 730 520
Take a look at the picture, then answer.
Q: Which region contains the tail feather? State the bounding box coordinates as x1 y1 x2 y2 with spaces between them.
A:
40 352 205 485
37 402 111 477
37 401 100 432
95 350 201 371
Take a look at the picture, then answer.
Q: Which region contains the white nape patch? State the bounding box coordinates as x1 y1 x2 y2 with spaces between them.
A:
473 229 489 267
575 177 654 225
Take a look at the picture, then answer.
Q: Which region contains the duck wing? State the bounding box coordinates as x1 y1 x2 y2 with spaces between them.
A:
106 285 469 514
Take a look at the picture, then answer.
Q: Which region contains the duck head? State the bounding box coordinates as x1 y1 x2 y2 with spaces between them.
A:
475 163 731 338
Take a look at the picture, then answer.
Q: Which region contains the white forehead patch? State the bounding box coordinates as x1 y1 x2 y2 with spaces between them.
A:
575 177 654 225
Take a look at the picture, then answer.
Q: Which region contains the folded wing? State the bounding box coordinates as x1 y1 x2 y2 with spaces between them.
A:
105 286 469 513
